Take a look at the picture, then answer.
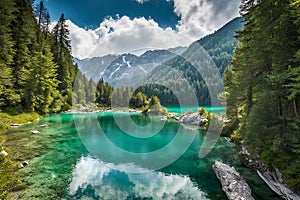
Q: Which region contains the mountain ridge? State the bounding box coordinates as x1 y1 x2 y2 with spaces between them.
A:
74 47 187 85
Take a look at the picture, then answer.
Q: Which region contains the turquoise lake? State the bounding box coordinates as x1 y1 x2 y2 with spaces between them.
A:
166 106 225 114
5 110 280 200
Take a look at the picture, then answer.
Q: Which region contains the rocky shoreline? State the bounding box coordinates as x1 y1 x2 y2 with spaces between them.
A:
240 146 300 200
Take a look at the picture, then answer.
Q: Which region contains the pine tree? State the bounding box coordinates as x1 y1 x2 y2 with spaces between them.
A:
0 0 19 108
24 44 60 113
34 0 51 41
11 0 38 108
51 13 76 109
86 79 96 103
225 0 300 192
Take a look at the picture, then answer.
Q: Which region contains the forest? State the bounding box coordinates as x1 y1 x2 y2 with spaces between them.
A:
0 0 77 114
73 72 164 113
138 17 244 106
1 0 300 197
224 0 300 192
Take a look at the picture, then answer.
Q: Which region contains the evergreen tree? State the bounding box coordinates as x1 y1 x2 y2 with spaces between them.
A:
86 79 96 103
11 0 38 107
52 13 76 109
225 0 300 191
0 0 19 107
24 44 60 113
95 79 113 107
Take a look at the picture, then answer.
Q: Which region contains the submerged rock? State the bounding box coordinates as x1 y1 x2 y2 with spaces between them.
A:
213 161 254 200
31 130 40 134
18 161 29 169
37 124 48 128
179 112 208 126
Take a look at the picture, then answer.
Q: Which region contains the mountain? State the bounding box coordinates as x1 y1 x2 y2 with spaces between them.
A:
74 17 243 105
138 17 244 106
74 55 118 81
197 17 244 74
74 47 187 86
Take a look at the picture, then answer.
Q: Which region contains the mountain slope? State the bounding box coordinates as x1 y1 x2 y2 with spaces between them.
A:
74 47 187 86
139 17 244 106
197 17 244 74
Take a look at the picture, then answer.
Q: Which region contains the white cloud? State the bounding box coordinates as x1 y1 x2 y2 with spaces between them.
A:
66 21 100 59
65 0 240 59
66 16 192 59
69 156 208 199
173 0 240 37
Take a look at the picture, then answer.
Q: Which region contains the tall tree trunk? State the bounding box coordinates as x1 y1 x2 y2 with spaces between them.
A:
247 85 253 115
293 99 299 118
278 96 284 140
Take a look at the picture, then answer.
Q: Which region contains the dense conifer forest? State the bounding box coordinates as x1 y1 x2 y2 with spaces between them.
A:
224 0 300 192
0 0 77 114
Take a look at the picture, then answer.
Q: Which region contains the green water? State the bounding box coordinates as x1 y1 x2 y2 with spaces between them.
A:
5 110 280 200
166 106 225 115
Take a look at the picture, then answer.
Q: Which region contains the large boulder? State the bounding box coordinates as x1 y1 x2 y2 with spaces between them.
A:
179 112 208 126
213 161 254 200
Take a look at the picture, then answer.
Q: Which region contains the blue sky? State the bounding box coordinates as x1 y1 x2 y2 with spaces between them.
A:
43 0 240 58
44 0 179 29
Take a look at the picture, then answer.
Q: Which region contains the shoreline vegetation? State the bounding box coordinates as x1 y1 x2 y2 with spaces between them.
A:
0 111 41 199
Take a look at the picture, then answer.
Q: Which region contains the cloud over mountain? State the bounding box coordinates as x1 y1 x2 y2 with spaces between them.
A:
65 0 240 58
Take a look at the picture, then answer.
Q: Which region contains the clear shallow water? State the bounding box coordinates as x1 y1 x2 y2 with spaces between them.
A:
5 110 280 200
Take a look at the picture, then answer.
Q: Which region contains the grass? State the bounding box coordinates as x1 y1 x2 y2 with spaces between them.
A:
0 110 41 200
0 111 40 135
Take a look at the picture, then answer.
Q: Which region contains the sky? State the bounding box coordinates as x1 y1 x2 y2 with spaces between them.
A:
44 0 240 59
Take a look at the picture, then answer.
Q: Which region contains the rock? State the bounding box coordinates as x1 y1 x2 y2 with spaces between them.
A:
22 161 29 166
257 170 300 200
10 123 22 128
161 116 168 121
179 112 208 126
18 161 29 169
240 146 300 200
31 130 40 134
223 118 231 124
37 124 48 128
213 161 255 200
224 137 232 143
1 150 8 157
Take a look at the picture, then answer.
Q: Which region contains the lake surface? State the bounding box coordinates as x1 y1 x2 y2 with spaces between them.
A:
166 106 225 114
5 109 280 200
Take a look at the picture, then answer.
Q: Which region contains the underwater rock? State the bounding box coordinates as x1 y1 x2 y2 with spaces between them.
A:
31 130 40 134
18 161 29 169
37 124 48 128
